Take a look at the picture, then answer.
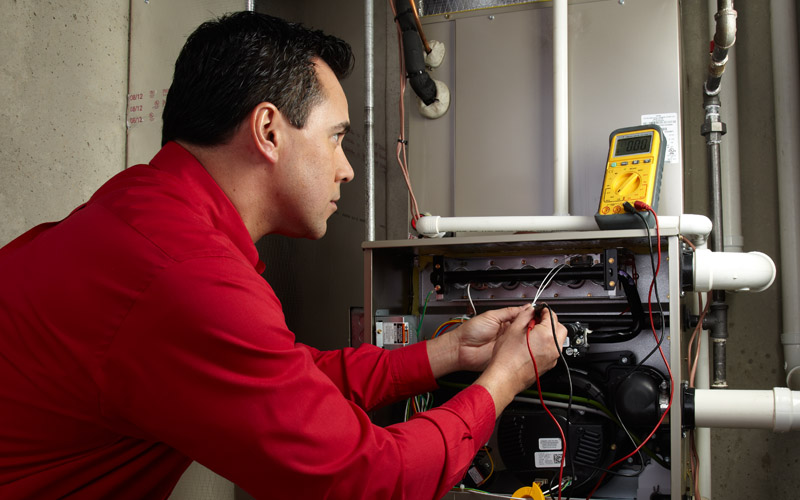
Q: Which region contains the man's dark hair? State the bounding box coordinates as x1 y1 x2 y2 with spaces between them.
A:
161 12 354 147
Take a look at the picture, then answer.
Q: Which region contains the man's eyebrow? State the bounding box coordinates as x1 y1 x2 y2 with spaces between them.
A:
332 122 351 134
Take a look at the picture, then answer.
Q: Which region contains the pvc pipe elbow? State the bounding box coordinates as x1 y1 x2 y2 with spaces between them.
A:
679 214 713 240
693 248 776 292
693 388 800 432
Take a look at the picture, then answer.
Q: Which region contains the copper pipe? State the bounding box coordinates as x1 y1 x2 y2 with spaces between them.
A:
409 0 431 53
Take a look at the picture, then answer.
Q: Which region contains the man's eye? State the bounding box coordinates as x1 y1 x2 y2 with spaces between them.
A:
332 133 340 143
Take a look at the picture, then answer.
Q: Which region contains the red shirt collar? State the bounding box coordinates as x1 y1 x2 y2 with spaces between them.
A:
150 142 266 274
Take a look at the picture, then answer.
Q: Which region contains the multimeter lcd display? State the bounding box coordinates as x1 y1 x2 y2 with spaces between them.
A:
614 133 653 157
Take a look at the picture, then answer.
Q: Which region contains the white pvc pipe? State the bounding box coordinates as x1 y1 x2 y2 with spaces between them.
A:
708 0 744 253
553 0 569 215
415 214 713 239
415 215 597 236
694 388 800 432
770 0 800 390
693 249 776 292
693 276 712 500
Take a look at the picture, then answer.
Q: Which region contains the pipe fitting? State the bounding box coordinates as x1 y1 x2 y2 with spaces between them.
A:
693 388 800 432
693 249 776 292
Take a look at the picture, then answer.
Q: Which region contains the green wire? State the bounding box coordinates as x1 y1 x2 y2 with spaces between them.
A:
417 288 434 340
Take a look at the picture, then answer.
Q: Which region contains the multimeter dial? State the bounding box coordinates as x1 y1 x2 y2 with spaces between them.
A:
595 125 666 227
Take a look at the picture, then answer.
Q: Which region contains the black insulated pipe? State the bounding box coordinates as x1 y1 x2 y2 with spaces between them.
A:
394 0 437 105
705 0 737 96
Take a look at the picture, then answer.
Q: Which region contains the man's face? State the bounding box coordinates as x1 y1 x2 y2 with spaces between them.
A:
274 60 354 240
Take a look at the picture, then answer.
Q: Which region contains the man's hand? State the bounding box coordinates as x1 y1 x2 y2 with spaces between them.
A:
426 305 530 379
474 306 568 418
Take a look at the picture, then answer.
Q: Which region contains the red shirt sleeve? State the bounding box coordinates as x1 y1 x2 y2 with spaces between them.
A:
100 256 496 500
298 341 438 411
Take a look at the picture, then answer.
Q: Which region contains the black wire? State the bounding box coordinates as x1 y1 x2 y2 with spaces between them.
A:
606 209 668 474
594 209 668 482
541 302 575 495
631 210 667 370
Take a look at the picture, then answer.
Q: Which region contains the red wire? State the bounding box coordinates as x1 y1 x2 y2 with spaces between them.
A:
585 205 674 500
527 320 566 500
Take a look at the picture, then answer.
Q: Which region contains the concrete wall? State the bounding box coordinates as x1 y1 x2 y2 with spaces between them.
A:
0 1 129 247
680 2 800 499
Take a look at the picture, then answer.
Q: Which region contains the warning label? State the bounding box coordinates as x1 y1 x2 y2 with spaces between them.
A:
535 451 563 468
538 438 562 451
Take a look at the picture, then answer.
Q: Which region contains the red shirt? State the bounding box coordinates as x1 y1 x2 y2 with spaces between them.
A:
0 143 496 499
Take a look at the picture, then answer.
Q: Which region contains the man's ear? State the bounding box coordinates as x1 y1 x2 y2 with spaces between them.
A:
250 102 281 163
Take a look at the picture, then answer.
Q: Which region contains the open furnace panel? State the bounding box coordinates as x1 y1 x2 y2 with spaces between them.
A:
364 230 683 499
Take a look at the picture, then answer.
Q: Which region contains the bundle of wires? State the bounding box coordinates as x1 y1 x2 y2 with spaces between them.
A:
524 263 571 500
388 0 423 225
404 391 434 421
584 201 674 500
431 318 464 339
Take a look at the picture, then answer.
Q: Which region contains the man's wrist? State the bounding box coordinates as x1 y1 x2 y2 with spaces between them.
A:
426 329 461 379
473 366 517 419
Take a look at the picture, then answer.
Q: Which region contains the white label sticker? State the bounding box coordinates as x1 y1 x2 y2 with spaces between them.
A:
538 438 562 451
467 466 483 484
534 451 564 468
641 112 680 164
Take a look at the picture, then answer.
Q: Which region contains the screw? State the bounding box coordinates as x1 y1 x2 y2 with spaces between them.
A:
609 280 616 287
608 257 615 264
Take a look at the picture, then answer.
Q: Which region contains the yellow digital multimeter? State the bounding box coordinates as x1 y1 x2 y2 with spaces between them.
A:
595 124 666 229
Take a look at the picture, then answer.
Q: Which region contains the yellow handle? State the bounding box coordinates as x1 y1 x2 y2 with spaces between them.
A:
511 482 545 500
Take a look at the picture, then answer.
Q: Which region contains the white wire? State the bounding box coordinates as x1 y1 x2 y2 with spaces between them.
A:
532 263 567 307
467 282 476 316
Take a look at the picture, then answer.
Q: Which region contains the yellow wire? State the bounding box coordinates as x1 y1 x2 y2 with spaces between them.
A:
477 446 495 486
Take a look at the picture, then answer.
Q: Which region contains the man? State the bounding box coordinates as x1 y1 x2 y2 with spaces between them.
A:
0 12 566 499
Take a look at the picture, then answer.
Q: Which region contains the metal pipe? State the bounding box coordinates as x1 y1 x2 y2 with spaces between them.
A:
700 0 737 390
408 0 431 53
708 0 744 253
553 0 569 215
365 0 376 242
770 0 800 390
701 96 726 257
704 0 737 96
